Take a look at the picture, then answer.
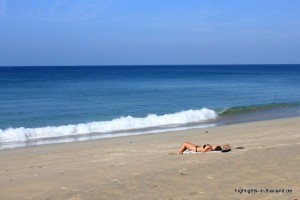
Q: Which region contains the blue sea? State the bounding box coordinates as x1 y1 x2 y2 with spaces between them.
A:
1 65 300 149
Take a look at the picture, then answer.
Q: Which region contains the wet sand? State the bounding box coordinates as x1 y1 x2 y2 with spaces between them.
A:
0 117 299 200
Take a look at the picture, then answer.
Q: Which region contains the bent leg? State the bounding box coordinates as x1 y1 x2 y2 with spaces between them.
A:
177 142 198 154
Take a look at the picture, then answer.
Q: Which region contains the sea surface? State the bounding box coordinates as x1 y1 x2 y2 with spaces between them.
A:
1 65 300 149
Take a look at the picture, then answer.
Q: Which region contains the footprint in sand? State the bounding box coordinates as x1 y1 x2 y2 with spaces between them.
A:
179 169 187 176
266 147 275 150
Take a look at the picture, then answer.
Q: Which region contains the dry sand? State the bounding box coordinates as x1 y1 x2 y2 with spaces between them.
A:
0 117 299 200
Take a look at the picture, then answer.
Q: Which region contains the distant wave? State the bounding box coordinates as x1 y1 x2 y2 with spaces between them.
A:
218 102 300 116
0 108 217 143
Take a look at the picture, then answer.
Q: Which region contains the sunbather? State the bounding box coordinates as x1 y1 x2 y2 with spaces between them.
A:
177 142 231 154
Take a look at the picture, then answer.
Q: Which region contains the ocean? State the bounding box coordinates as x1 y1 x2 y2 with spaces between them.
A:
1 65 300 149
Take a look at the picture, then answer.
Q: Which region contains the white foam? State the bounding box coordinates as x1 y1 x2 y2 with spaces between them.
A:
0 108 217 143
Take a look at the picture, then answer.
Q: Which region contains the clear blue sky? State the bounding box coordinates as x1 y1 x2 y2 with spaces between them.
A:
0 0 300 66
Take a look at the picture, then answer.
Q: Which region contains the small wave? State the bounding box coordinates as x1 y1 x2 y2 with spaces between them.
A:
219 102 300 116
0 108 217 143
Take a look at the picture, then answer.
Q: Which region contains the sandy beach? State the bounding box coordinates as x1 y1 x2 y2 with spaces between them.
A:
0 117 299 200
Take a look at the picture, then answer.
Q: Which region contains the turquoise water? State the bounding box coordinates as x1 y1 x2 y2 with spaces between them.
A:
0 65 300 148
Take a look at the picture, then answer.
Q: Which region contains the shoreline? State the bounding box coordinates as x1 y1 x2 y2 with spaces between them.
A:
1 116 299 152
0 117 299 199
1 106 300 150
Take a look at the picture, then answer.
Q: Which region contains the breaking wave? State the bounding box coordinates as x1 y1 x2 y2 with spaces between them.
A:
0 108 217 143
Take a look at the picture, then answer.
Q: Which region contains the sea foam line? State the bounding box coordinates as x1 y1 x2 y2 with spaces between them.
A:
0 108 217 143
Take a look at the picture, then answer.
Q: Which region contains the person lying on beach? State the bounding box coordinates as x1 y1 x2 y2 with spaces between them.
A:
177 142 231 154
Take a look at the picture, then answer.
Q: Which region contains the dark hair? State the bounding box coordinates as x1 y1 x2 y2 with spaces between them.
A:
214 146 223 151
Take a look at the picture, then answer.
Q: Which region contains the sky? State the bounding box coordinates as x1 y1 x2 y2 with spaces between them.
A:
0 0 300 66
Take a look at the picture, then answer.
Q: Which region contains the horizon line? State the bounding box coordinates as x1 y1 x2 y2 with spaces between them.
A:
0 64 300 67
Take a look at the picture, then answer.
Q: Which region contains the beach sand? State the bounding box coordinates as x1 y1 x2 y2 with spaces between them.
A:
0 117 299 200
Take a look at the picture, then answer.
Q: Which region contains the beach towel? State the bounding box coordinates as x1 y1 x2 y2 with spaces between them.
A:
183 150 221 154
